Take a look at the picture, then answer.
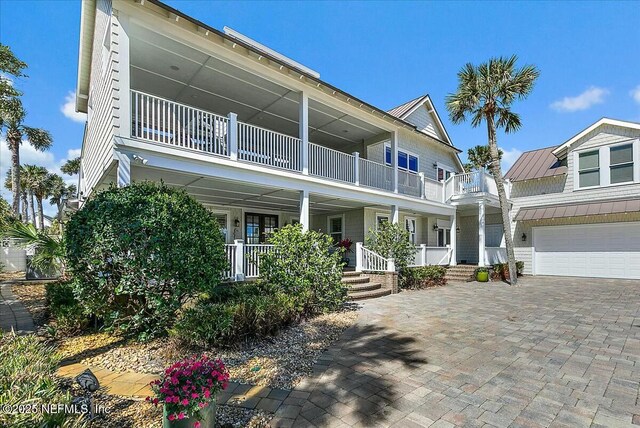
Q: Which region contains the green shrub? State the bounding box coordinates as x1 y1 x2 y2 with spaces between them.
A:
400 265 447 289
365 221 415 272
64 182 227 340
45 280 88 333
260 224 346 315
174 283 298 346
0 331 84 427
492 261 524 281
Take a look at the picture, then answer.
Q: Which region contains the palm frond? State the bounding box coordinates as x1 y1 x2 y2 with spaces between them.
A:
22 126 53 151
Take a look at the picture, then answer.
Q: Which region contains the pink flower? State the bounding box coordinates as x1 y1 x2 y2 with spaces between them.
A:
191 393 199 399
198 402 206 408
181 398 189 406
168 414 176 421
194 421 201 428
153 398 159 405
203 389 211 399
178 412 185 420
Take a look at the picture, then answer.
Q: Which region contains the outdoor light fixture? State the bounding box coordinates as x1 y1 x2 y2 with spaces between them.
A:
75 368 100 420
456 227 460 233
521 233 527 242
433 224 439 231
131 154 148 165
234 218 240 227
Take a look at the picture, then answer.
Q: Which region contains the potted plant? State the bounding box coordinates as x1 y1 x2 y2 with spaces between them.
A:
147 355 229 428
337 238 353 265
475 267 489 282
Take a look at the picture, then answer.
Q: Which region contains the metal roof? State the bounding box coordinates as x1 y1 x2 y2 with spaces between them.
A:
387 95 428 119
504 146 567 182
514 198 640 221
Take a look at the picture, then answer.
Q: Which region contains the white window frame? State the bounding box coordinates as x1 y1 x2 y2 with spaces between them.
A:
327 214 345 243
609 142 635 185
384 144 419 173
437 227 451 247
576 148 601 190
437 162 456 182
573 139 640 191
207 209 231 243
376 213 390 230
405 216 417 245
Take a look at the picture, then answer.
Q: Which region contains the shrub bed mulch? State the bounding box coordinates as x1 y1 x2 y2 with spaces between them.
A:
63 308 358 390
10 281 49 327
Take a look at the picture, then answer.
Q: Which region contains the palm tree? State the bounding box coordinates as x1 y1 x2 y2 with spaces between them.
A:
464 145 503 172
48 174 76 233
1 108 53 217
26 166 53 231
446 55 539 285
21 164 42 225
0 43 27 128
61 157 80 176
4 167 29 223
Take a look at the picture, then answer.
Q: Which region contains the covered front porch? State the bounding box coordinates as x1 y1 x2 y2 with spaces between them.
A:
454 199 507 267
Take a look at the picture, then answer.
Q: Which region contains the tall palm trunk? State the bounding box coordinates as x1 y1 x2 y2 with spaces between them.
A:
36 196 45 231
7 128 21 217
28 190 36 225
57 202 64 234
21 191 28 223
486 114 518 285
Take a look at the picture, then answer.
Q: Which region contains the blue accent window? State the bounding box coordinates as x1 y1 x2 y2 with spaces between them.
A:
408 155 418 172
398 152 408 169
385 146 391 164
385 146 419 173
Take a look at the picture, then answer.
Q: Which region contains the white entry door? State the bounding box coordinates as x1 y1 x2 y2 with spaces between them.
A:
533 222 640 279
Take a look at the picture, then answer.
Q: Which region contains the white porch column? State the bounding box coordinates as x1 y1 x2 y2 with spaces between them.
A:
450 211 457 266
420 244 427 266
478 200 486 267
228 112 238 160
353 152 360 186
390 131 398 193
390 204 399 224
419 172 425 199
299 189 310 231
355 242 363 272
234 239 245 281
299 91 309 175
115 151 130 188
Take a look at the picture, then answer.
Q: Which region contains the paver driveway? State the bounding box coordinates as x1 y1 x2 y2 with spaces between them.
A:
275 277 640 428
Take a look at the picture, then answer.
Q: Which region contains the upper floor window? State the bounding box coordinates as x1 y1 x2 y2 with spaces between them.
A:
578 150 600 188
610 144 634 184
385 146 418 173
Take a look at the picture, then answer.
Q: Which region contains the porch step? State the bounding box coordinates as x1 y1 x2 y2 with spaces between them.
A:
341 276 371 285
348 282 382 293
445 265 477 282
348 287 392 301
342 271 361 277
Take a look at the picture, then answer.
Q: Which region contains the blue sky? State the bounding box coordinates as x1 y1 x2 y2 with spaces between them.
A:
1 0 639 213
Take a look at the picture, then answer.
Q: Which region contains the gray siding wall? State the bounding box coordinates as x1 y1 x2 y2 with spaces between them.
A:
404 105 444 141
509 125 640 274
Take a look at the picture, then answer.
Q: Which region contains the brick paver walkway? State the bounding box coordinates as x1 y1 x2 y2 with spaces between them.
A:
0 281 35 334
272 276 640 428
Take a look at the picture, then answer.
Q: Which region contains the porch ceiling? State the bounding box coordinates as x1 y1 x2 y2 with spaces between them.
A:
117 164 370 214
129 24 385 151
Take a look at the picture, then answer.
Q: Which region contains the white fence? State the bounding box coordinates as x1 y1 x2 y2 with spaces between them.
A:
398 170 421 197
424 178 444 202
1 239 26 272
409 245 453 267
355 242 393 272
222 242 275 280
359 158 394 191
485 247 507 265
445 170 499 200
309 143 355 183
238 122 302 172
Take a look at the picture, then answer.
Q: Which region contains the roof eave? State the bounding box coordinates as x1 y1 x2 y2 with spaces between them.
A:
75 0 96 113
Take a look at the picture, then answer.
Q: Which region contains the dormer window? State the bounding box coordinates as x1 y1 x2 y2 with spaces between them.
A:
610 144 634 184
578 150 600 188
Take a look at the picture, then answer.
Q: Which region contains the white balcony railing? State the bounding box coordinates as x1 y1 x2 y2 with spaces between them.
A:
444 170 499 200
130 91 437 201
485 247 507 265
309 143 355 183
409 245 452 267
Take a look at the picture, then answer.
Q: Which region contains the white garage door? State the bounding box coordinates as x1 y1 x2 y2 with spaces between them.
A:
534 222 640 279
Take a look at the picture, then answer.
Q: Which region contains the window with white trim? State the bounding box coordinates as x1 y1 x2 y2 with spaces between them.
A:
212 213 228 242
610 144 634 184
385 146 418 173
376 214 389 230
328 215 343 244
578 150 600 188
437 165 455 182
405 217 416 244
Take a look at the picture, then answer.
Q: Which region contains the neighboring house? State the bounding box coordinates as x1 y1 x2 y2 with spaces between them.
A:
505 118 640 280
74 0 503 279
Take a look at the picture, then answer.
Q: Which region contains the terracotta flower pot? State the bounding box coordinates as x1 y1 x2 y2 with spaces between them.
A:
163 400 216 428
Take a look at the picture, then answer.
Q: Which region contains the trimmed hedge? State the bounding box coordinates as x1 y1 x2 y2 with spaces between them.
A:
45 280 89 333
64 182 227 340
400 265 447 289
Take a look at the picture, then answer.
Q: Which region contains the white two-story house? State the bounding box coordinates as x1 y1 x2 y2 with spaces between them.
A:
505 118 640 280
74 0 505 279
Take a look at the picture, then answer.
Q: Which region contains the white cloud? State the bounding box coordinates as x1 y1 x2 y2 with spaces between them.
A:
60 91 87 123
630 85 640 104
500 147 523 173
0 137 80 216
550 86 609 112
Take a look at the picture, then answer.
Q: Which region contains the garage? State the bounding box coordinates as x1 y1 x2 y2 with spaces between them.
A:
533 222 640 279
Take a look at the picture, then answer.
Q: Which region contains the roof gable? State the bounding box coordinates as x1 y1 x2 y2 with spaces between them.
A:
552 118 640 157
387 95 453 146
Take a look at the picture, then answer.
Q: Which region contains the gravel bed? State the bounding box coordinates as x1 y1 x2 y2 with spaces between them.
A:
10 281 49 327
78 307 359 389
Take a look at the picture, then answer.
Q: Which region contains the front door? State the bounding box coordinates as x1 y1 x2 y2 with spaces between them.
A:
245 213 279 244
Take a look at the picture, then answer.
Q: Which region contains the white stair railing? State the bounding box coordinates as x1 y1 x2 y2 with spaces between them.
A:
237 122 302 172
308 143 356 183
355 242 395 272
